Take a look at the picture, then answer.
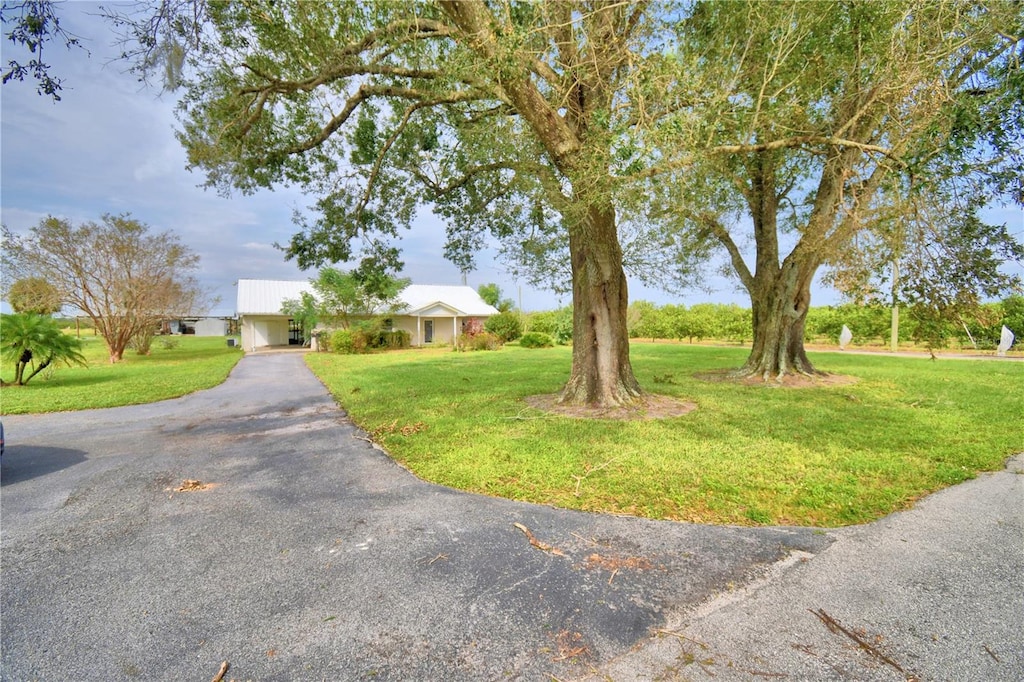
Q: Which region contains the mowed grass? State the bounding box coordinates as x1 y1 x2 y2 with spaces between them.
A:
306 343 1024 527
1 335 244 414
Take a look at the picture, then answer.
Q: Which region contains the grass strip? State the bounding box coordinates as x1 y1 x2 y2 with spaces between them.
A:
306 343 1023 527
1 335 244 414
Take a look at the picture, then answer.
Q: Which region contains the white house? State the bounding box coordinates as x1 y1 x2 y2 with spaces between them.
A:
235 279 500 351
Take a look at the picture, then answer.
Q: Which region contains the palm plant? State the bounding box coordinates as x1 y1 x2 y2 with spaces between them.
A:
1 313 87 385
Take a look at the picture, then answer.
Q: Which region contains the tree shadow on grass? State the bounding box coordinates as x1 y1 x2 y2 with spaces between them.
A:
0 446 87 485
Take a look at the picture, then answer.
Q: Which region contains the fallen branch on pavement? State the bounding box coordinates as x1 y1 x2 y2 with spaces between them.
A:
512 522 566 557
211 660 229 682
810 609 916 680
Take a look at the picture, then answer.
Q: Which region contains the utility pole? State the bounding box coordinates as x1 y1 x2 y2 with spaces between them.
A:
890 259 899 352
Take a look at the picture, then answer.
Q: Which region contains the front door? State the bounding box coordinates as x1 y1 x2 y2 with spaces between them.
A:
424 320 433 343
288 318 304 345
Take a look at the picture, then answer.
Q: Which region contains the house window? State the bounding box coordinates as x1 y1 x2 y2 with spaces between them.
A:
424 319 434 343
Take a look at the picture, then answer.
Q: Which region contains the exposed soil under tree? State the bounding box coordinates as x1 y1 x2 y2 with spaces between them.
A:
526 393 696 421
696 369 859 389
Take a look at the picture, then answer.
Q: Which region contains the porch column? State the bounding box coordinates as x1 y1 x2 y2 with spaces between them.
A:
416 315 421 346
453 316 458 342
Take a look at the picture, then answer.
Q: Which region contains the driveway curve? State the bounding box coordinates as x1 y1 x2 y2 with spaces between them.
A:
2 353 1019 681
2 353 828 680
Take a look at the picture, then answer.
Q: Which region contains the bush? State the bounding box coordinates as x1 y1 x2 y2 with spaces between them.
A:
525 307 573 344
375 329 411 349
484 312 522 342
330 328 369 354
456 330 502 351
519 331 554 348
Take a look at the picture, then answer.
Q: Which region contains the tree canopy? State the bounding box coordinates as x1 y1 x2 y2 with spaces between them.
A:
649 0 1023 378
477 283 514 313
7 0 1020 393
2 214 215 363
6 276 62 315
0 0 87 100
285 261 411 333
104 0 698 405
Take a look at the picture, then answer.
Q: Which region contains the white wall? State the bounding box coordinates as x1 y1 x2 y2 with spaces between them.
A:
194 318 228 336
241 316 290 350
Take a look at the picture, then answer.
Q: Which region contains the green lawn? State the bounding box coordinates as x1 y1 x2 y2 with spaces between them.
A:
305 343 1024 527
1 335 244 414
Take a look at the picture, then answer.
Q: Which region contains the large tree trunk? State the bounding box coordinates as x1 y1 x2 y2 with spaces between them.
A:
738 260 821 380
559 202 643 406
726 152 825 380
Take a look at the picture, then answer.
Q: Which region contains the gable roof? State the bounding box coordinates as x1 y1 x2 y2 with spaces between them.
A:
236 279 311 315
397 284 499 316
236 280 500 317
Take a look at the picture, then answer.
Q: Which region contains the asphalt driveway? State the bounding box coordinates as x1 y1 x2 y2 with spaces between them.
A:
2 353 830 680
1 353 1019 681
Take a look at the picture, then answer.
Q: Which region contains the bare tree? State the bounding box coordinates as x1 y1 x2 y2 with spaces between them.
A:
2 214 216 362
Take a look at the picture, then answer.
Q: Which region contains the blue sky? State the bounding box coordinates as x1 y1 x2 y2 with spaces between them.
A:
2 6 1019 317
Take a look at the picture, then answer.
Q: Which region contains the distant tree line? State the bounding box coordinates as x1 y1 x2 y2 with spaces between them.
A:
518 297 1023 352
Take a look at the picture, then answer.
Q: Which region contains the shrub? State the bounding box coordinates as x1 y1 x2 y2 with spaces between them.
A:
375 329 411 349
456 331 502 351
330 329 354 354
519 331 554 348
462 317 485 336
330 328 369 354
525 307 572 344
485 312 522 342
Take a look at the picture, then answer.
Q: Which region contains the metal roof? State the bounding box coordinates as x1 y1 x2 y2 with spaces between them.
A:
236 280 313 315
236 280 499 317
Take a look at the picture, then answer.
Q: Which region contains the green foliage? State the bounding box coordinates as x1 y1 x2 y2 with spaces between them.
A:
328 321 411 354
518 332 554 348
524 307 573 345
330 328 366 355
456 331 502 352
477 283 515 312
280 291 319 345
660 0 1022 376
375 329 411 349
0 312 87 385
897 207 1024 353
0 336 242 414
0 0 85 100
629 300 663 340
6 276 62 314
1002 295 1024 339
455 317 501 351
310 264 409 329
626 302 751 344
484 311 522 342
805 305 893 344
128 322 161 356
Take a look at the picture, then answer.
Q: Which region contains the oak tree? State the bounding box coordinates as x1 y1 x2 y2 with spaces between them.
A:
111 0 690 407
655 0 1022 378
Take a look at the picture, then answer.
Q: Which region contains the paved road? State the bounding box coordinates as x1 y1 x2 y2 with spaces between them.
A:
2 354 1020 681
586 454 1024 681
1 354 828 681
